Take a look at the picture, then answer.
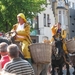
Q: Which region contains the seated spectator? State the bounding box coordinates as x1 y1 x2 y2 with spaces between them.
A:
3 44 34 75
0 42 10 69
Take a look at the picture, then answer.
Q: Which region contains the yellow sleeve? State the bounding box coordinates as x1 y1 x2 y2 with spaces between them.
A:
61 30 66 39
51 26 57 36
16 24 30 36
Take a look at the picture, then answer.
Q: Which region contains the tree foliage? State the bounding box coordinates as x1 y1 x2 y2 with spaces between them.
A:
0 0 46 32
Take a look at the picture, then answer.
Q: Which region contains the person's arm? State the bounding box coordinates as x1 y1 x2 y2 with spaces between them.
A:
61 30 66 39
51 25 57 36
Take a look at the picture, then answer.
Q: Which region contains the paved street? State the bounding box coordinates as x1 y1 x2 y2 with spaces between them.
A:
47 65 74 75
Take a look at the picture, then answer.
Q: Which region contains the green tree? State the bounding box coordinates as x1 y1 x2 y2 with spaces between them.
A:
0 0 47 32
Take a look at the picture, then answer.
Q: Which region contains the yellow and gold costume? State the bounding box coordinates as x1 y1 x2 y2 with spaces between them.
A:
11 13 32 62
51 25 68 54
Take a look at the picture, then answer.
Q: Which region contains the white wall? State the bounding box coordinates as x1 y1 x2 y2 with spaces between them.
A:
68 0 75 3
68 0 75 9
37 3 55 43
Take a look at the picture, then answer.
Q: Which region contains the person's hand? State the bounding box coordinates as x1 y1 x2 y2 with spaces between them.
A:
54 24 57 27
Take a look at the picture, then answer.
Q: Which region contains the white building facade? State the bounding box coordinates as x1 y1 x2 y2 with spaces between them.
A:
68 0 75 9
31 0 55 43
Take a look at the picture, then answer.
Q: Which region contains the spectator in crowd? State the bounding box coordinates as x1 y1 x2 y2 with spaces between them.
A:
11 13 32 64
0 42 10 69
3 44 34 75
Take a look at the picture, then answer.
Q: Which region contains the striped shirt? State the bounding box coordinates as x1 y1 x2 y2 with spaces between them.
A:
3 57 34 75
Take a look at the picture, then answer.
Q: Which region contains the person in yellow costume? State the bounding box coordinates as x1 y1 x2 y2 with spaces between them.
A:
11 13 32 64
51 22 68 54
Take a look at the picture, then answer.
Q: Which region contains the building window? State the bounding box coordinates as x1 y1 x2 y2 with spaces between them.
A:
72 30 74 32
44 14 46 27
65 0 68 4
72 3 74 9
70 16 72 18
36 15 39 29
72 23 74 25
69 2 71 7
58 10 65 26
32 39 36 43
63 10 65 25
58 10 62 24
47 14 50 27
59 15 62 24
